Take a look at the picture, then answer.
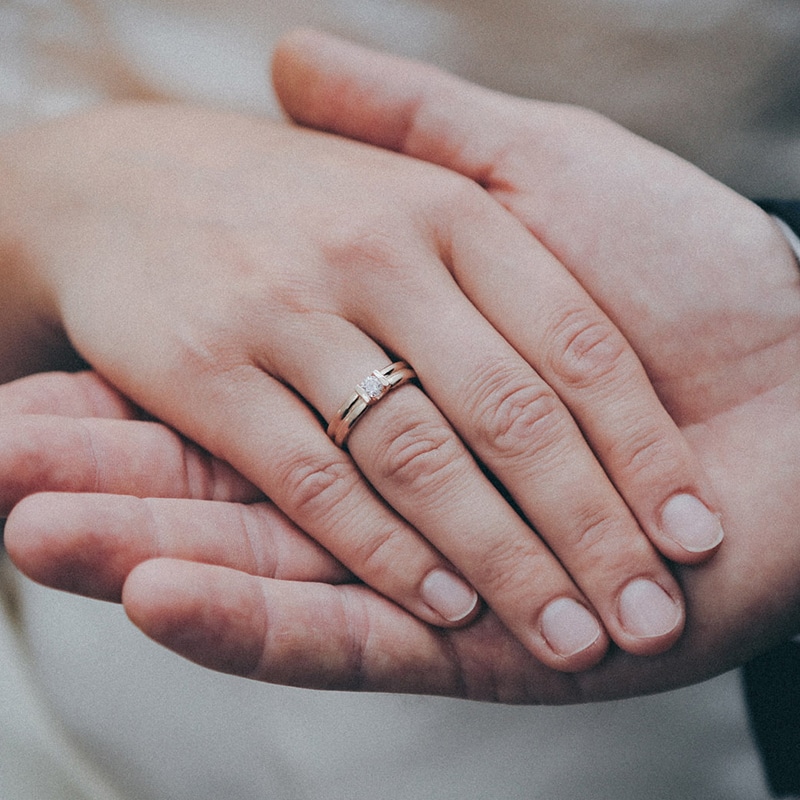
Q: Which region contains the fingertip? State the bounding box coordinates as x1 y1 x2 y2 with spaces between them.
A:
419 567 481 627
537 597 610 673
657 493 725 564
6 493 142 601
271 29 347 124
273 27 338 64
616 578 685 657
3 493 48 575
272 28 375 80
6 493 112 596
271 27 435 152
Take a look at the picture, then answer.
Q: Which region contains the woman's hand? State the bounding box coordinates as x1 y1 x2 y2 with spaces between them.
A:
0 101 717 669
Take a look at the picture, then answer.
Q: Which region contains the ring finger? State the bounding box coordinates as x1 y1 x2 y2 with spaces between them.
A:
265 317 613 672
335 238 686 659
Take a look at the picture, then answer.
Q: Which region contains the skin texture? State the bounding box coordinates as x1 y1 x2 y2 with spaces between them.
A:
3 359 800 701
3 33 798 700
0 371 350 600
0 96 719 669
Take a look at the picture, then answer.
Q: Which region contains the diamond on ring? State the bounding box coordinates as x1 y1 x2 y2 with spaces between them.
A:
359 374 385 399
327 361 417 449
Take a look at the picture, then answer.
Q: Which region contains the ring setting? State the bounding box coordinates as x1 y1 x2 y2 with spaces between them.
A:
327 360 416 448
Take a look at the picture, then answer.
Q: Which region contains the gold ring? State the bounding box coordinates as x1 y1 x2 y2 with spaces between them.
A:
327 361 416 448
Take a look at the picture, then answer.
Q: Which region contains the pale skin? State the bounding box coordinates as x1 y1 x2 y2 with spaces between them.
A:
0 79 722 671
3 32 798 702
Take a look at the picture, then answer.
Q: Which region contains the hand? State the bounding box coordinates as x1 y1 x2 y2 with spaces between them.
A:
0 100 717 669
9 32 785 702
0 370 680 698
1 371 349 600
231 30 800 692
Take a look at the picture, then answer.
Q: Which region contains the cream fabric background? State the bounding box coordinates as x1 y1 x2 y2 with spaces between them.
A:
2 0 799 797
6 582 772 800
2 0 800 192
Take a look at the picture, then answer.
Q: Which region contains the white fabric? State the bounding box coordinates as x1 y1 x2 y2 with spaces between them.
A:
2 0 798 797
12 574 773 800
0 560 125 800
2 0 800 193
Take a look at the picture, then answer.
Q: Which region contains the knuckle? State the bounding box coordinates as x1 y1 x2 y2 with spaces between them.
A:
544 307 629 390
333 590 372 691
262 270 333 320
468 361 567 462
615 425 684 482
234 504 278 578
322 221 409 277
471 537 545 599
345 522 406 579
568 505 624 556
319 222 433 310
166 321 243 384
374 410 464 498
278 447 356 521
179 440 213 500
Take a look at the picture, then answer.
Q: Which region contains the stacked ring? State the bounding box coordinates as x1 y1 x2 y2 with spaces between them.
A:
327 360 417 448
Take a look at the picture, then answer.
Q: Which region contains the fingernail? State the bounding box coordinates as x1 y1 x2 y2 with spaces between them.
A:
619 579 681 639
421 569 479 623
540 597 603 658
661 494 724 553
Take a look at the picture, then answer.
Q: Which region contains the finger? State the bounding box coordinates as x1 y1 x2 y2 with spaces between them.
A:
274 29 788 386
123 559 572 699
5 493 348 601
0 415 261 516
0 370 138 418
339 211 684 658
272 31 725 565
121 559 719 702
153 365 479 630
269 320 609 671
445 205 724 565
272 29 485 164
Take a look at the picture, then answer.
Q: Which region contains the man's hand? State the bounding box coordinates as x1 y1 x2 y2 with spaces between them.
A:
1 372 348 601
270 30 800 685
128 32 800 699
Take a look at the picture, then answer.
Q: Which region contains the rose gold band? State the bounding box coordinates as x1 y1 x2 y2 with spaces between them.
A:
327 360 416 448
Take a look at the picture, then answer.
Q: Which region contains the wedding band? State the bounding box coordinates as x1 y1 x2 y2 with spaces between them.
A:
327 361 417 448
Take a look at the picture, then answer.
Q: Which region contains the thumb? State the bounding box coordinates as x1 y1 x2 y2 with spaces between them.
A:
271 29 514 182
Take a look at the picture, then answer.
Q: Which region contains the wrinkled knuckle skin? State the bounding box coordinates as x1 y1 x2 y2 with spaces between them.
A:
374 412 463 498
469 363 566 463
165 315 256 394
569 506 623 556
470 538 543 599
545 308 629 390
278 448 355 521
322 222 410 278
345 523 406 580
317 221 436 315
615 426 683 485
